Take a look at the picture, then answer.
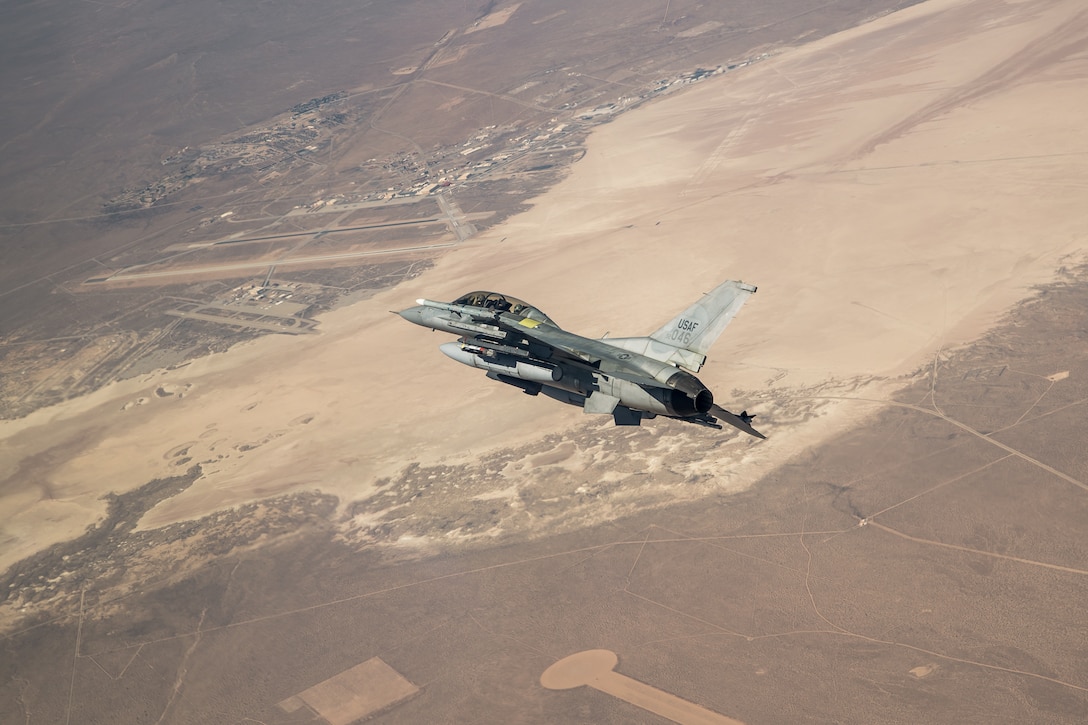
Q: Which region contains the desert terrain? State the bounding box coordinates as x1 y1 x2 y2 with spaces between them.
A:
2 0 1087 723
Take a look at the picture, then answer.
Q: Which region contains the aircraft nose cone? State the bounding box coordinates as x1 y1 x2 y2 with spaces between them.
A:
397 305 428 327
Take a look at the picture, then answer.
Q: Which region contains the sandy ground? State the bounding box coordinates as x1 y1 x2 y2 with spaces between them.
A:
2 0 1085 571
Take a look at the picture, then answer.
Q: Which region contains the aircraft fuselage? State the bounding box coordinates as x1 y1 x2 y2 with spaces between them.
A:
398 284 763 436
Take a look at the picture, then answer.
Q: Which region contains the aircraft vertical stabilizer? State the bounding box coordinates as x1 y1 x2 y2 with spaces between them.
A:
648 279 756 356
606 280 756 372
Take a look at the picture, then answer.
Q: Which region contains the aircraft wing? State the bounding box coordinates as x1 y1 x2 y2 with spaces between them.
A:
404 299 649 380
496 315 672 389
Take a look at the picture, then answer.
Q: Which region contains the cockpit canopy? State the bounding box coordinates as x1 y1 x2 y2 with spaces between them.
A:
453 291 555 325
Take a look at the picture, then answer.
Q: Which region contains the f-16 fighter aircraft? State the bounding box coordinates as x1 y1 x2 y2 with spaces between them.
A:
398 279 764 437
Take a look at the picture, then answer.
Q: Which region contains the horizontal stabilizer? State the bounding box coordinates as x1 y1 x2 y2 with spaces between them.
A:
710 405 766 439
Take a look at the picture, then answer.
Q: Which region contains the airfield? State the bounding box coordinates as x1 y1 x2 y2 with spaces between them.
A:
2 0 1088 722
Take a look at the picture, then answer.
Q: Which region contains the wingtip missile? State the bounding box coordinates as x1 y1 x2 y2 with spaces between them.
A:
416 298 501 318
416 298 461 313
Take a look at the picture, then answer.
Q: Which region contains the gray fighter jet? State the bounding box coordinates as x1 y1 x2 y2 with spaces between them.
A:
398 279 764 437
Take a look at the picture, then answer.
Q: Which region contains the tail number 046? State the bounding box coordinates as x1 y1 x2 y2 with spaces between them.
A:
669 319 699 345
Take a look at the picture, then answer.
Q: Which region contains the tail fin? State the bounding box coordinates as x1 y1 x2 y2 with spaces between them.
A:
651 279 756 354
606 279 756 373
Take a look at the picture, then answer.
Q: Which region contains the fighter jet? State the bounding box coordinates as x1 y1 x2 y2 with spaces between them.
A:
398 279 764 437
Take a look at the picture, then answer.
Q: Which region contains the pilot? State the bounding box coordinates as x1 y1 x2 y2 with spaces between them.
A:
483 294 511 311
